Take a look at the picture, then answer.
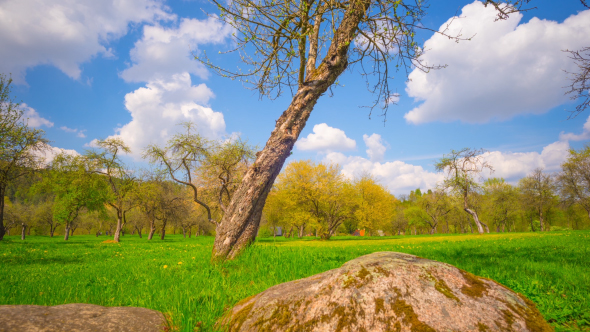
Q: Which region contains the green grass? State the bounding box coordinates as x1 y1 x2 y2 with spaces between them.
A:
1 231 589 331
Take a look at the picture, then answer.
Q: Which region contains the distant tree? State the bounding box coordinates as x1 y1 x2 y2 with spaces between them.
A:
86 138 137 242
32 201 58 236
272 160 356 240
144 124 256 229
519 168 557 232
144 123 216 226
558 146 590 220
264 161 319 238
0 74 49 240
135 173 163 240
196 137 256 215
153 182 187 240
5 202 32 240
483 178 519 232
353 175 395 235
390 205 408 235
36 153 109 240
435 148 493 234
417 190 452 235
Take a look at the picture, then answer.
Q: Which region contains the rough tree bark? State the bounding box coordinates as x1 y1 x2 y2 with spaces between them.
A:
212 0 370 261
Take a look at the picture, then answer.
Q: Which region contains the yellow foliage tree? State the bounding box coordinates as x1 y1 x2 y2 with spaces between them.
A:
353 175 396 235
265 160 356 240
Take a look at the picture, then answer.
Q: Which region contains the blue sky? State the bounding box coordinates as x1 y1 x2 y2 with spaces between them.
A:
2 0 589 195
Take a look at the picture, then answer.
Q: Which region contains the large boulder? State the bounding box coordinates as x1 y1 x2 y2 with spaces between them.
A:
0 303 167 332
219 252 553 332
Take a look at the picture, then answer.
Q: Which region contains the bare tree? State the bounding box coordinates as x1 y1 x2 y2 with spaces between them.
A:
435 148 493 234
144 123 217 227
418 190 452 235
200 0 532 260
564 47 590 118
86 138 137 242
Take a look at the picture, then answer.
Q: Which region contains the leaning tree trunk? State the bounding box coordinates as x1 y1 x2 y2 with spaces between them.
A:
136 226 142 238
211 0 369 261
464 208 485 234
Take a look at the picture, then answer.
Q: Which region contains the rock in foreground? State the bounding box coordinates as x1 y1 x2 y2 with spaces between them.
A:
0 303 167 332
220 252 553 332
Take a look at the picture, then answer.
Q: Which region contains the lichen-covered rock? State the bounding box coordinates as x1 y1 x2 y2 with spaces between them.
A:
219 252 553 332
0 303 167 332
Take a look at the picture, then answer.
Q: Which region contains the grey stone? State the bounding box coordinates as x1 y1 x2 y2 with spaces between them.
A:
0 303 167 332
219 252 554 332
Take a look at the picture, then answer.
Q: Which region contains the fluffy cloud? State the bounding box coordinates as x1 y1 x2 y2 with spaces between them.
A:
104 16 233 156
480 141 569 181
36 146 80 166
405 2 590 124
325 152 444 196
324 133 570 195
295 123 356 152
363 134 387 162
109 73 225 155
120 17 232 82
22 104 53 128
0 0 173 84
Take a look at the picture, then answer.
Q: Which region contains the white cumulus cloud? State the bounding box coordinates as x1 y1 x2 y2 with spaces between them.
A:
109 73 225 155
480 141 569 181
363 133 388 162
325 152 444 196
22 104 53 128
35 146 81 166
0 0 173 84
322 132 571 195
405 2 590 124
103 16 233 157
295 123 356 152
120 17 232 82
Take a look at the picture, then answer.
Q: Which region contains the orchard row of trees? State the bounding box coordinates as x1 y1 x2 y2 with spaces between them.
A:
3 70 590 244
1 126 256 241
261 147 590 238
1 73 257 241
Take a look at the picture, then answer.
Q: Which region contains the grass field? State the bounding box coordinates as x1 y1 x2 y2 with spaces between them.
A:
1 231 589 331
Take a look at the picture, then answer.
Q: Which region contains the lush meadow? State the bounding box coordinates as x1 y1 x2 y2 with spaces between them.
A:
1 231 589 331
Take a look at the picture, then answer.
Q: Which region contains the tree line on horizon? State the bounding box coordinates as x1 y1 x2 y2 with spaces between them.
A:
2 69 590 241
261 148 590 238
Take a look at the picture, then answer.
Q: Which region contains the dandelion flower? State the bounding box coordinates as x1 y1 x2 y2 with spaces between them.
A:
192 257 195 259
178 262 182 265
163 265 168 269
